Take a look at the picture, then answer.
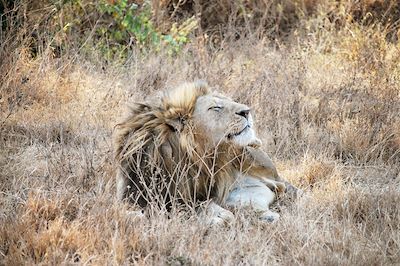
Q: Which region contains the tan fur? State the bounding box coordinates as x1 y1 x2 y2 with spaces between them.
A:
114 81 288 209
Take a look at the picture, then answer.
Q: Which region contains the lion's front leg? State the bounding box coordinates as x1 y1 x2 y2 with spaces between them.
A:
260 178 286 194
245 147 302 199
225 176 280 222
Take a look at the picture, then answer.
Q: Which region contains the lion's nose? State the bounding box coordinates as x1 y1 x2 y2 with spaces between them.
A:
236 109 250 119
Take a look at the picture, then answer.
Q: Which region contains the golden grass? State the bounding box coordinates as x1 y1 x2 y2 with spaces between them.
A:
1 1 400 264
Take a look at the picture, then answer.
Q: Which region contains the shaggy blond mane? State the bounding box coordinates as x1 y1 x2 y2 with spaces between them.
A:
115 82 210 162
114 82 243 208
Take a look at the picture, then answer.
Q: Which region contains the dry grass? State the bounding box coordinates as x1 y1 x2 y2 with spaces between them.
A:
1 1 400 265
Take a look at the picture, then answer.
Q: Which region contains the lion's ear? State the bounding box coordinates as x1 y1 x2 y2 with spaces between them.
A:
166 117 185 132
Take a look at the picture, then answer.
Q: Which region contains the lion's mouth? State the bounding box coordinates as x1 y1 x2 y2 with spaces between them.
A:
227 125 250 139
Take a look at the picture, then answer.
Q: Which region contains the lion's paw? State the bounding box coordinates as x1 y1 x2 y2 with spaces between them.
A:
259 210 280 223
201 202 235 226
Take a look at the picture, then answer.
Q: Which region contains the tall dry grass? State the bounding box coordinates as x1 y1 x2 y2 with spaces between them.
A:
1 0 400 265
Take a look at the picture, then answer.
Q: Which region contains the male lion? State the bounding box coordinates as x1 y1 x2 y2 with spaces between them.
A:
114 81 297 224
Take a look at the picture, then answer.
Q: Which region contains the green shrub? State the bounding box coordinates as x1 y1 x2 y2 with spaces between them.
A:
97 0 197 58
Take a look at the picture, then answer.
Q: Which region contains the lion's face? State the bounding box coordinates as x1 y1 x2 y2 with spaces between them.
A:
192 94 261 148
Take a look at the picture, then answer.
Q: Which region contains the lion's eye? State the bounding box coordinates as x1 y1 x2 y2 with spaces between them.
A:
208 106 223 112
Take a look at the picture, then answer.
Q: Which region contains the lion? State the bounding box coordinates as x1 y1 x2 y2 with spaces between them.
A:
114 81 297 224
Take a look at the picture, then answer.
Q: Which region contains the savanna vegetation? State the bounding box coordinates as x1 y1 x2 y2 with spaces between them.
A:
1 0 399 264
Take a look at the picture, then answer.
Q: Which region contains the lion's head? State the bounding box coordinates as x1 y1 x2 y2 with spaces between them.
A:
114 81 264 207
162 81 261 150
192 90 261 148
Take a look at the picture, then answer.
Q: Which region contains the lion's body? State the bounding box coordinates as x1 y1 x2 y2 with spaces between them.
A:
114 82 291 222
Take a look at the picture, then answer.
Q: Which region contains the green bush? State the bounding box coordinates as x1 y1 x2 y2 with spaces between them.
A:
97 0 197 58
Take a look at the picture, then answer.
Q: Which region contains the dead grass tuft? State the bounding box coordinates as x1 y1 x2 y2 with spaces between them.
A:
302 159 335 187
